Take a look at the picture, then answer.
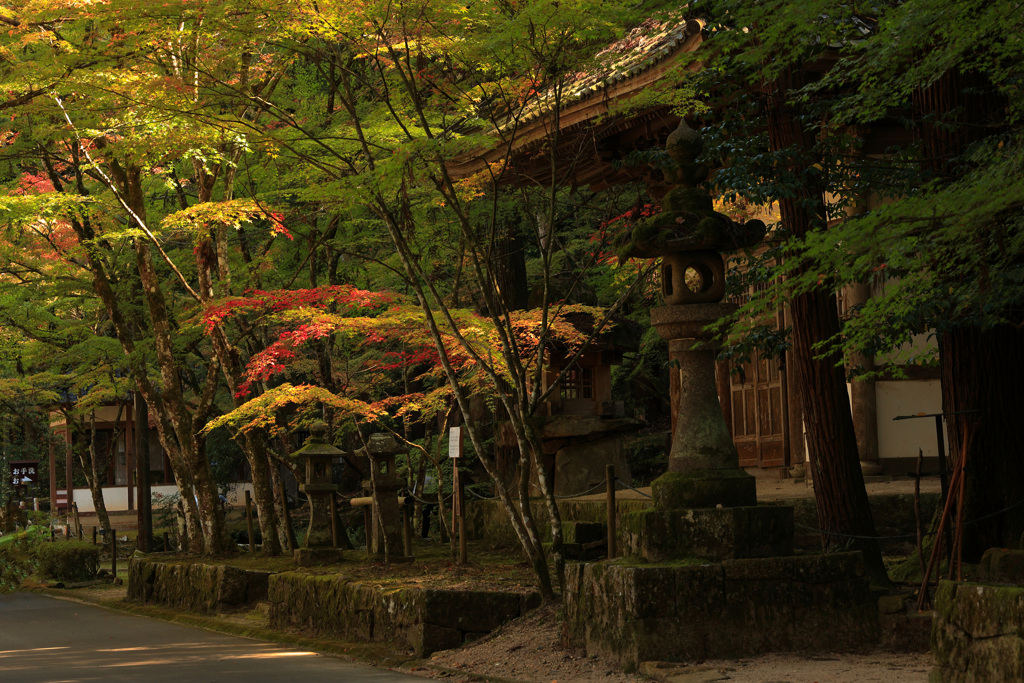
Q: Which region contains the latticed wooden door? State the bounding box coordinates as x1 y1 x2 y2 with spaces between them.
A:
730 351 785 468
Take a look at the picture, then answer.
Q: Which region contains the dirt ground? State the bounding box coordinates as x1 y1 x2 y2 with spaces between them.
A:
421 604 933 683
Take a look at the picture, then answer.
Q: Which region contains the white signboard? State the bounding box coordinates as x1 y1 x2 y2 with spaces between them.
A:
448 427 462 459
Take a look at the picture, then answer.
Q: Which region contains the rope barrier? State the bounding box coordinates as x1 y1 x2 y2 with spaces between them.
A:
554 481 608 498
615 478 652 498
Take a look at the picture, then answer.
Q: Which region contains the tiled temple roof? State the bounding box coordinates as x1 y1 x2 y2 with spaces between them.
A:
504 16 702 130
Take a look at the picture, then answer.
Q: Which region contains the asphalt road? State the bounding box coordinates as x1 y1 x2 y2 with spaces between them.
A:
0 592 423 682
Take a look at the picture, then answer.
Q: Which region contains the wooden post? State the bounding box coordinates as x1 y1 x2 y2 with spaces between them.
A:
92 526 97 546
163 531 170 553
451 464 460 560
110 530 117 580
330 493 339 548
402 500 413 558
606 464 616 559
245 489 255 553
457 478 467 565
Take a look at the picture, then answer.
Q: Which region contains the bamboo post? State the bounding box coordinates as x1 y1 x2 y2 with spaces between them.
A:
606 464 617 559
363 506 372 556
245 489 255 553
402 500 413 558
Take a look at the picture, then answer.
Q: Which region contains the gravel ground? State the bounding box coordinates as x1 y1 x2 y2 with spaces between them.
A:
420 604 932 683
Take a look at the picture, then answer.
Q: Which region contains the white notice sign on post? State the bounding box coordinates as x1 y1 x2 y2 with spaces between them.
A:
448 427 461 459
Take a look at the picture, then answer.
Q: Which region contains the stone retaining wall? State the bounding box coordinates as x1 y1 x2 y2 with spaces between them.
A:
467 493 938 555
931 580 1024 682
128 557 273 613
563 552 879 668
268 572 540 656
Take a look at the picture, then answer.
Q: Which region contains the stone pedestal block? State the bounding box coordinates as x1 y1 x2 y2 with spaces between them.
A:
563 552 878 667
623 505 793 562
651 469 756 510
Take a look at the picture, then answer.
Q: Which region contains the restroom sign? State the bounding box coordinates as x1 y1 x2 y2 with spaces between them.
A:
10 460 39 487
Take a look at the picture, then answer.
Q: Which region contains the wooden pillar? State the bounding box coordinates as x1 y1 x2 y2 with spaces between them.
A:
845 282 881 475
125 408 135 512
48 423 57 514
64 426 73 512
134 395 152 552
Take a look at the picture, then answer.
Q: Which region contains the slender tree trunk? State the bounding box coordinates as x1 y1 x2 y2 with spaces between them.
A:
79 424 112 538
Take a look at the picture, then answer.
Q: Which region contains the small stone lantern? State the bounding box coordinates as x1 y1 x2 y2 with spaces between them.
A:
363 433 410 562
290 421 344 566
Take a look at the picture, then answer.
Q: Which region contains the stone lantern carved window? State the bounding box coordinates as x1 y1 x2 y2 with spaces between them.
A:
561 365 594 400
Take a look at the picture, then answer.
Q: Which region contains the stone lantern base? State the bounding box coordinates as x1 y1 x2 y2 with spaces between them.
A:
651 469 757 510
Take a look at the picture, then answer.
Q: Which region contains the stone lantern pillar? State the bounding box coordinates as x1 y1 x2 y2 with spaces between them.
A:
290 421 344 566
614 120 793 561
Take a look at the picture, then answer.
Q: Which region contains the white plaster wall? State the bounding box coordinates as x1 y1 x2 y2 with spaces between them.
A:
875 379 946 460
69 483 251 513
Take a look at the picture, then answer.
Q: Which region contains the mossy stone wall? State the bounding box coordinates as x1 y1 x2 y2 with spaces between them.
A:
467 492 939 555
268 572 540 656
931 580 1024 682
128 557 273 613
563 552 878 667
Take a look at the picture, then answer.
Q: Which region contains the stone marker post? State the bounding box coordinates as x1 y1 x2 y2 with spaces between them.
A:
291 421 344 566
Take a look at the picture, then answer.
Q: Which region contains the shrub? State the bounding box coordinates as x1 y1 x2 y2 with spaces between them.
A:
33 541 100 582
0 547 31 593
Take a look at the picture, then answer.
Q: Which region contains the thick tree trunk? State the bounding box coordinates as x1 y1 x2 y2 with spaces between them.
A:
939 325 1024 560
915 70 1021 561
134 234 229 554
765 67 888 585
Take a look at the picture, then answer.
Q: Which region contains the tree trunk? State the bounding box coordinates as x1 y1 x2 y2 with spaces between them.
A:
765 66 888 585
79 425 112 539
939 325 1024 560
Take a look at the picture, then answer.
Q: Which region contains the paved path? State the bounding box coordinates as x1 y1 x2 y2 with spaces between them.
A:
0 592 421 682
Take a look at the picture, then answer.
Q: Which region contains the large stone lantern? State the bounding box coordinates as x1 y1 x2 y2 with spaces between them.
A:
290 421 344 566
615 120 792 560
617 119 766 508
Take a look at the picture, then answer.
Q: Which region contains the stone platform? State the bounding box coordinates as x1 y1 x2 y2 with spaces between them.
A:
622 505 794 561
563 551 878 667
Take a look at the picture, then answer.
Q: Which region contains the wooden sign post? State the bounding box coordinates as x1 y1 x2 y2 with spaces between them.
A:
449 427 467 565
